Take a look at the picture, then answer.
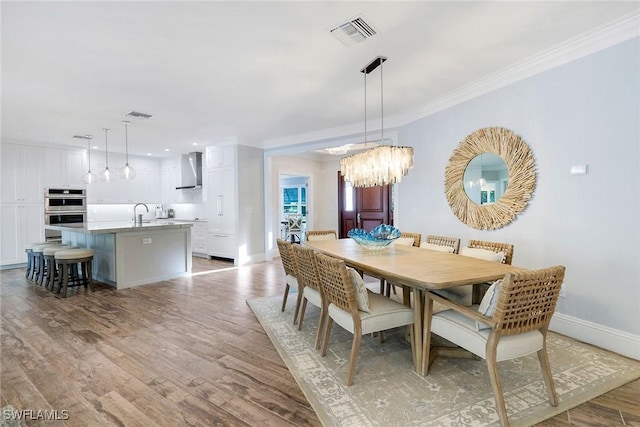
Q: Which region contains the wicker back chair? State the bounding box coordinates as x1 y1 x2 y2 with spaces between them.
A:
306 230 337 241
314 252 414 386
425 235 461 254
276 239 302 323
291 244 326 349
400 232 421 247
468 239 514 265
424 265 566 427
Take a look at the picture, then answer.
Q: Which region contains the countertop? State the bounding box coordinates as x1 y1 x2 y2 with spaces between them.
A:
45 220 193 234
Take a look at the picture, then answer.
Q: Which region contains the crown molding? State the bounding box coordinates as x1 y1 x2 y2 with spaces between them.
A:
393 11 640 127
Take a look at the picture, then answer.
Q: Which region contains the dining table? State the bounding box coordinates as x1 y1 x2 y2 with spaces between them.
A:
304 238 527 375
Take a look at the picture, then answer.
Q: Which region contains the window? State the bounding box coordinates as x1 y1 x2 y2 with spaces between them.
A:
282 185 306 219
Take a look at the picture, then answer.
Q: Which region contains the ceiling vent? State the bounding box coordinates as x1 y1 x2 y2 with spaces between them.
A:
330 15 377 46
123 110 153 120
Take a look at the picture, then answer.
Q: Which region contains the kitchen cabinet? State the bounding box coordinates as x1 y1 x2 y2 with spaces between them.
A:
206 167 236 234
207 232 236 260
0 204 44 266
0 143 44 203
206 145 235 169
191 221 208 257
43 148 86 188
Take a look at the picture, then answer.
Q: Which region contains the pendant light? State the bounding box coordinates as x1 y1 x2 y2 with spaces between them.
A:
339 56 413 187
119 120 136 180
99 128 113 183
81 135 97 184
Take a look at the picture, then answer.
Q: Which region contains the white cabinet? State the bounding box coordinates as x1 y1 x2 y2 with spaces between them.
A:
191 221 208 256
206 145 235 169
207 232 236 260
43 148 86 188
86 154 161 204
0 205 44 265
206 167 236 234
1 144 44 203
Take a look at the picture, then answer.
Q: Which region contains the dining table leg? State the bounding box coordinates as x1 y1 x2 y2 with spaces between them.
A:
412 288 424 373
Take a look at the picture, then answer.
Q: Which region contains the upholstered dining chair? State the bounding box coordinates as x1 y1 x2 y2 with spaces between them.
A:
421 234 461 254
276 239 302 324
382 232 421 297
422 265 566 427
436 239 515 306
314 252 415 386
291 244 326 349
305 230 337 241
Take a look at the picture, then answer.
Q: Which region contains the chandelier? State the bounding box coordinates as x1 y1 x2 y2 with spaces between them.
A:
340 56 413 187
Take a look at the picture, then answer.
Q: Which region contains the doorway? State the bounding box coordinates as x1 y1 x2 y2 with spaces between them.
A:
337 172 392 238
279 174 309 239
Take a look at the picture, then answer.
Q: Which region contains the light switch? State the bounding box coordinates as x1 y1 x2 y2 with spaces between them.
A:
570 165 588 175
143 238 152 244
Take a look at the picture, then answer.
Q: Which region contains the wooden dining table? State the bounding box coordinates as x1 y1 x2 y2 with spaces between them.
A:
304 238 527 375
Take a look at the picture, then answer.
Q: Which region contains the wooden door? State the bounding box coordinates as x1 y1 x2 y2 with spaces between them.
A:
338 172 391 238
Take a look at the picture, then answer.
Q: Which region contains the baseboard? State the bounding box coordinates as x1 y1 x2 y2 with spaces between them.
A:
236 252 266 266
550 313 640 361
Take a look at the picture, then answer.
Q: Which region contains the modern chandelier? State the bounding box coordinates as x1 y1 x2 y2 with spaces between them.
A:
340 56 413 188
119 120 136 180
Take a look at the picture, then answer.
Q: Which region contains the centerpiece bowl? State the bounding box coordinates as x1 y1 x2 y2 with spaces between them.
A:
347 224 401 253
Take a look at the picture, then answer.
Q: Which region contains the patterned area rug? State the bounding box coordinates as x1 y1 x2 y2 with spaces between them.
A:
247 295 640 427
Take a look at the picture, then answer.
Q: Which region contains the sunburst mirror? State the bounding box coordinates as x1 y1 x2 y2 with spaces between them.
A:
444 127 536 230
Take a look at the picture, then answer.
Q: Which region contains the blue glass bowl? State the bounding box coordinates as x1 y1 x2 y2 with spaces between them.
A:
348 224 401 252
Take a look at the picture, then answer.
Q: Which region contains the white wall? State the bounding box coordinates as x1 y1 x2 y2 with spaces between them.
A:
395 38 639 355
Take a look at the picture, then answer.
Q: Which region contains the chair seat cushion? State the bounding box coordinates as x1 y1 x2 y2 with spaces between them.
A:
431 308 543 361
307 233 335 241
55 248 94 260
303 286 322 307
433 286 473 306
329 292 413 335
32 243 63 253
393 237 415 247
42 246 75 256
460 247 505 263
286 274 299 290
420 242 455 253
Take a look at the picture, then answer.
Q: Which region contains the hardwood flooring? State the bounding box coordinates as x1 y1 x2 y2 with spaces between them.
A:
1 257 638 426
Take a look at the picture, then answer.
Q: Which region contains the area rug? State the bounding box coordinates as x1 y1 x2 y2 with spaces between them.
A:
247 295 640 427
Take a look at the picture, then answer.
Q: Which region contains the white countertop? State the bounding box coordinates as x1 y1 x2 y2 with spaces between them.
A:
45 220 193 234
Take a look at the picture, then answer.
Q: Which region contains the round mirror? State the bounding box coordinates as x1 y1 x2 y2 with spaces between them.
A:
463 153 509 205
444 127 536 230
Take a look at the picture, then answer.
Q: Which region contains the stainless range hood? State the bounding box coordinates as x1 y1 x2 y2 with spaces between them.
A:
176 152 203 189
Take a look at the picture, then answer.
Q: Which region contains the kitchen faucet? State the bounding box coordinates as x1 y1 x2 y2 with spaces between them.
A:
134 203 149 225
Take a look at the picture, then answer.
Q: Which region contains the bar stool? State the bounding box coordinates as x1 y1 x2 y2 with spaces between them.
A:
42 246 76 291
24 242 49 280
54 248 95 298
31 243 64 285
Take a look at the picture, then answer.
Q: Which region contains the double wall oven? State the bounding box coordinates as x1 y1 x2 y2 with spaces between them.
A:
44 188 87 242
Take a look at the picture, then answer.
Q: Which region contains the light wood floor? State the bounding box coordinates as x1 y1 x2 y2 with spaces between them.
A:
1 257 638 426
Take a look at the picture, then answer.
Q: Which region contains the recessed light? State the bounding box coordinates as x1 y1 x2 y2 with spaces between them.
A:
147 153 152 156
192 142 198 146
92 146 99 149
164 148 170 152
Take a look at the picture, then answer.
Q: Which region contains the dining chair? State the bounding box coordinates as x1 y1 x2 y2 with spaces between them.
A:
421 234 461 254
314 252 415 386
422 265 566 427
437 239 515 306
305 230 337 241
291 244 326 349
276 238 302 324
285 214 304 243
382 232 421 297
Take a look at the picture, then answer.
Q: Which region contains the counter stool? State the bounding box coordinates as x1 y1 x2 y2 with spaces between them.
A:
42 246 76 291
31 243 64 285
24 242 49 280
54 249 95 298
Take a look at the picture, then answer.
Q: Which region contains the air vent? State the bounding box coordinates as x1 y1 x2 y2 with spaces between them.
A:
330 15 377 46
73 135 91 139
123 110 153 120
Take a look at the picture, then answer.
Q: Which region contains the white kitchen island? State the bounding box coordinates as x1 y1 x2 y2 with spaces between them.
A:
45 221 192 289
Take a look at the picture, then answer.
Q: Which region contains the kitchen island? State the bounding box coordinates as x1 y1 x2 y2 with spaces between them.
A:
45 221 192 289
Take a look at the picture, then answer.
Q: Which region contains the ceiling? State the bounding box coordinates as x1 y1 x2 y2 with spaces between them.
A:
2 1 638 159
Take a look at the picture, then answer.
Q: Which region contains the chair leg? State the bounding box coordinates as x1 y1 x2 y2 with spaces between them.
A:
298 298 308 331
537 345 558 406
421 297 434 375
379 278 385 294
486 341 509 427
321 318 334 357
293 287 304 325
281 284 290 312
314 304 327 350
379 330 384 344
86 260 95 292
60 262 70 298
346 333 362 386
